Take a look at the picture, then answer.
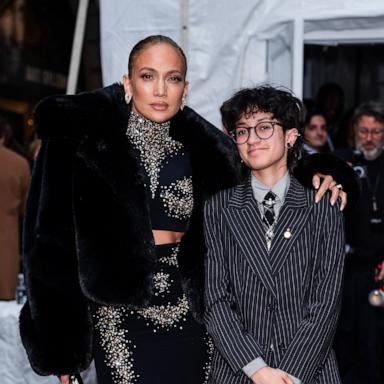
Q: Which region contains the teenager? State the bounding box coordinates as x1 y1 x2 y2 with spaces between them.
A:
204 86 346 384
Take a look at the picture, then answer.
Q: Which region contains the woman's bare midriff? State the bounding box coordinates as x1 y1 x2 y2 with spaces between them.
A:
152 230 184 245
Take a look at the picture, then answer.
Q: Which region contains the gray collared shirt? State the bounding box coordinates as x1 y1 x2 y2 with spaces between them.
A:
243 172 301 384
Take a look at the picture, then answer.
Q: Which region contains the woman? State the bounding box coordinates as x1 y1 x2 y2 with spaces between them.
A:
204 86 348 384
302 110 330 155
20 36 351 384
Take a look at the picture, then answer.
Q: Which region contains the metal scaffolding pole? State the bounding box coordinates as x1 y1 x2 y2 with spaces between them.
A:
292 17 304 100
66 0 90 95
180 0 189 54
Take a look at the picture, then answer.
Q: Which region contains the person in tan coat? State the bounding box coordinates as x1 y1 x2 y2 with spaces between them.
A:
0 116 30 300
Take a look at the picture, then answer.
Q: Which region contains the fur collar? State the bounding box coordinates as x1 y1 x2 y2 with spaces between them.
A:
31 84 242 320
34 83 242 194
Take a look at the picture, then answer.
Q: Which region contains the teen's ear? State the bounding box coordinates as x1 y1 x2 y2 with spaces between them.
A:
286 128 299 147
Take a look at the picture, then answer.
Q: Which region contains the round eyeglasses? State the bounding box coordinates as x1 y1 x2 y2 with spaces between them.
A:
230 121 283 144
357 127 384 137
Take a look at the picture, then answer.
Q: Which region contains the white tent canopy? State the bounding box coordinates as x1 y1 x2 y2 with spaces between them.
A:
100 0 384 128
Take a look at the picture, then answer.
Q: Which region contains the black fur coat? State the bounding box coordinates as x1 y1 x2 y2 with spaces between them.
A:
19 83 358 376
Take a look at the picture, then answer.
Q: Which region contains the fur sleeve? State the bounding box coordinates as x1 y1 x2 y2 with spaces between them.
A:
19 139 93 376
293 153 360 207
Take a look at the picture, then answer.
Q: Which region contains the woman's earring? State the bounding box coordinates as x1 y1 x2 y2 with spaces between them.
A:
180 96 187 111
287 142 292 149
125 92 132 104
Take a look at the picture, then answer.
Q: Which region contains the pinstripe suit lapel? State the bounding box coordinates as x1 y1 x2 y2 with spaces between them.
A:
223 177 277 298
269 177 312 274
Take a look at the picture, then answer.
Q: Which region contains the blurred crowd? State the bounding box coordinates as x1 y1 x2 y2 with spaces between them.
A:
305 83 384 384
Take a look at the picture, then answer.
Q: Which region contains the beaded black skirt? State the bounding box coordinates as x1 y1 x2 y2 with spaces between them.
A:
91 243 213 384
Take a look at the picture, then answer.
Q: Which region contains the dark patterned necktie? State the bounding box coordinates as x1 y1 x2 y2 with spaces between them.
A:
262 191 277 250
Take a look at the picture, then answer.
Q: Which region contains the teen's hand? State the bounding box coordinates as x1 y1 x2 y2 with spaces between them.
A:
251 367 294 384
312 173 346 211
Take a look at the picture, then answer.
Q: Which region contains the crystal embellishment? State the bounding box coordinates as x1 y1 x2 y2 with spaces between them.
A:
160 176 193 220
126 111 183 198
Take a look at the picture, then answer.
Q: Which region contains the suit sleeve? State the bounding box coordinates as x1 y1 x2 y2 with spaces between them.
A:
19 139 93 376
278 203 345 383
204 195 265 374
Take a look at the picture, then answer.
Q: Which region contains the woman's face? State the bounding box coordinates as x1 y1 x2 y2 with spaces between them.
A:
304 115 328 149
123 43 188 123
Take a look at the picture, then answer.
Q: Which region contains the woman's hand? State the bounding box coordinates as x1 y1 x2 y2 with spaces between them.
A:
59 375 70 384
312 173 346 211
251 367 294 384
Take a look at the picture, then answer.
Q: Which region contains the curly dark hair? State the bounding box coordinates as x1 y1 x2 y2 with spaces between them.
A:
128 35 187 78
220 85 305 171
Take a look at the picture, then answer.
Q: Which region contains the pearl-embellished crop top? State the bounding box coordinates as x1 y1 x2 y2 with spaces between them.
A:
126 111 193 232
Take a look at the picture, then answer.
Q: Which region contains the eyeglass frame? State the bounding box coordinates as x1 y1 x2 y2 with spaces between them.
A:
357 127 384 137
229 120 285 144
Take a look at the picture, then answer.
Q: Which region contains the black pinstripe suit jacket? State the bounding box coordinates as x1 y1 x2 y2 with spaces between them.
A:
204 176 345 384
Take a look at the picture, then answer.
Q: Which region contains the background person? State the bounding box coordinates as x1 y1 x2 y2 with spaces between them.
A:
302 110 330 155
334 101 384 384
0 115 30 300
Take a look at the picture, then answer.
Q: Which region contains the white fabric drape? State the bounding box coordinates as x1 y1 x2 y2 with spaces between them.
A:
100 0 384 127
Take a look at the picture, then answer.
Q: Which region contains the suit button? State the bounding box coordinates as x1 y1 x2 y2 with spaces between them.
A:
270 343 274 351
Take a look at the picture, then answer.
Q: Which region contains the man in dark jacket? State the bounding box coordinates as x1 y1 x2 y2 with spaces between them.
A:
334 101 384 384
